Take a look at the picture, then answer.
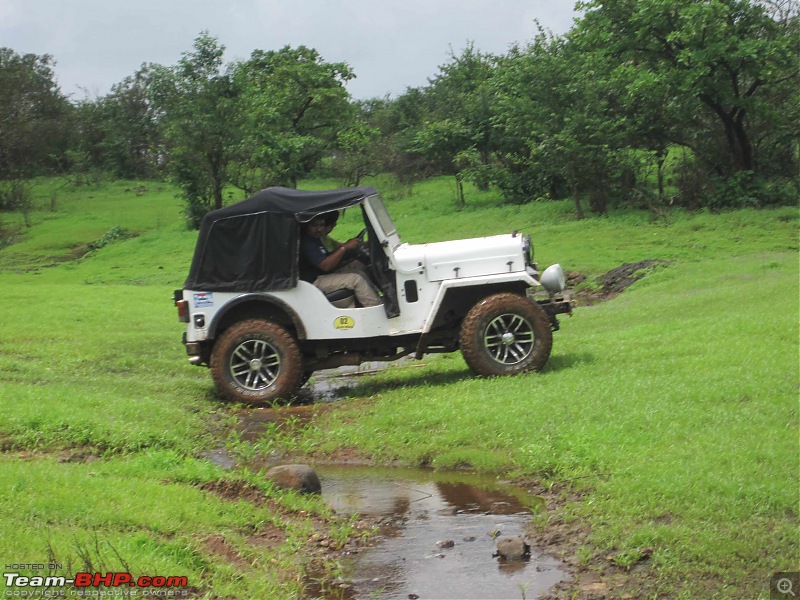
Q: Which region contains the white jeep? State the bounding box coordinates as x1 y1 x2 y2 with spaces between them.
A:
174 186 572 404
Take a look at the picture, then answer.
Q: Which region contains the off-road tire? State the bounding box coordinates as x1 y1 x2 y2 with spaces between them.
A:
210 319 303 405
459 293 553 377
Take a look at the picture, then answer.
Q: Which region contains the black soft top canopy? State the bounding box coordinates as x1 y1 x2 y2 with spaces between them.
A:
184 186 377 292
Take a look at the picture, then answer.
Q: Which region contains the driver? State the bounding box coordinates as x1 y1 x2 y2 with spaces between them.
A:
299 214 382 307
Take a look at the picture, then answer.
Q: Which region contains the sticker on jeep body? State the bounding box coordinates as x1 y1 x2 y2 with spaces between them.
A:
193 292 213 308
334 316 355 330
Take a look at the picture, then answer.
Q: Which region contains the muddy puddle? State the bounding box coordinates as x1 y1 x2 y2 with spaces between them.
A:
208 367 567 599
309 465 566 600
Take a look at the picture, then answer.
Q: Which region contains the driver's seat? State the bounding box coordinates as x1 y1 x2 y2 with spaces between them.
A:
324 288 355 309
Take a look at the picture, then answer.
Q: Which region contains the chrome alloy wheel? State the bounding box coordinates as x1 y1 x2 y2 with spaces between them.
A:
229 339 281 390
483 313 536 365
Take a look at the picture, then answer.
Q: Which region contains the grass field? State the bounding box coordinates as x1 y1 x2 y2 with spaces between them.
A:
0 175 797 598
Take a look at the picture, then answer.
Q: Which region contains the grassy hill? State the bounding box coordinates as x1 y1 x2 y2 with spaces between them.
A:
0 176 797 598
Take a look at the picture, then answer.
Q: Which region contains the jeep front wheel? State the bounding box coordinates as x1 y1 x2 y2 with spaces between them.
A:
210 319 302 405
459 293 553 377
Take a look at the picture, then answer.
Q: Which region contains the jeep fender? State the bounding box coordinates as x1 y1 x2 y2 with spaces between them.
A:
207 293 307 340
420 272 538 334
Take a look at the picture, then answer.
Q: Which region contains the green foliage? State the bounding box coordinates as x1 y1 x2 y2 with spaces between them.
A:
148 32 241 228
706 170 800 209
235 45 355 190
412 45 498 205
329 115 382 186
0 180 33 218
86 225 134 252
2 2 798 220
489 33 639 215
143 35 357 228
80 70 162 179
574 0 800 178
0 48 71 180
357 2 798 213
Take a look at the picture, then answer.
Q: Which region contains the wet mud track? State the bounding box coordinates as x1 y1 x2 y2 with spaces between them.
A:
210 368 570 599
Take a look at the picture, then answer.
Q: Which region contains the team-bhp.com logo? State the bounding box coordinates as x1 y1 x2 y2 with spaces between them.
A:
4 571 189 597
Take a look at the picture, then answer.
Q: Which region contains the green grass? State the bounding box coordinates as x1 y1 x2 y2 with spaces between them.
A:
0 178 358 598
2 452 343 598
298 252 797 596
0 175 797 598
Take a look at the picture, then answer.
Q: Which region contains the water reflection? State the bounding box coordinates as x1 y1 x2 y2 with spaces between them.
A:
314 466 566 600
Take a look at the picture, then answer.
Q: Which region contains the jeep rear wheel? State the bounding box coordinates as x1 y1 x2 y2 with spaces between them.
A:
459 293 552 377
210 319 302 405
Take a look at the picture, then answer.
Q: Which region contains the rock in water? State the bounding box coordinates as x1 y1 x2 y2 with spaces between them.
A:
494 536 531 560
266 464 321 494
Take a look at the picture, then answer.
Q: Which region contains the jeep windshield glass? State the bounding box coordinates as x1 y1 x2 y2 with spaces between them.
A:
368 194 399 239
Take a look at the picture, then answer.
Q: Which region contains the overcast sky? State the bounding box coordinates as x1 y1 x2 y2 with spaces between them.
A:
1 0 579 100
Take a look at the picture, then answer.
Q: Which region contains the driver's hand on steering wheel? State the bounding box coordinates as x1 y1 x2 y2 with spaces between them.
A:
343 238 360 251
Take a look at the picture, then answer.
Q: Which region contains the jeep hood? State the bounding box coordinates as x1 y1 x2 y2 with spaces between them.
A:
394 234 526 282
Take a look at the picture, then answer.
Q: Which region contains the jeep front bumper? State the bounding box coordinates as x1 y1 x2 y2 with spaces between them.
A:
534 293 574 331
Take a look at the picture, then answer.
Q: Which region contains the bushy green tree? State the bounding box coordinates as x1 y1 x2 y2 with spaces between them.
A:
574 0 800 178
96 70 162 179
344 90 433 191
0 48 70 181
490 32 637 216
331 109 381 187
148 32 243 227
413 45 497 206
68 68 162 180
235 45 354 189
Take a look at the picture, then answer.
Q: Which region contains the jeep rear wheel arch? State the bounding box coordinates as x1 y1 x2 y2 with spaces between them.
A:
459 292 553 377
208 294 306 340
210 319 303 405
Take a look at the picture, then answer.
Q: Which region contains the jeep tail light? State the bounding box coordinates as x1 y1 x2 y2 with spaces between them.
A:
176 299 189 322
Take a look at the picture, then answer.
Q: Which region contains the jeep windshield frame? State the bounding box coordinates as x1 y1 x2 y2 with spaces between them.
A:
364 195 402 252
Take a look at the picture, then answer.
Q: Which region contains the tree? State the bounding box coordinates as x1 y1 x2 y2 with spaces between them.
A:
331 110 381 187
409 44 497 205
574 0 800 177
149 32 242 227
96 70 162 179
235 45 354 189
68 68 162 181
411 119 475 207
490 33 636 216
0 48 70 181
367 89 431 187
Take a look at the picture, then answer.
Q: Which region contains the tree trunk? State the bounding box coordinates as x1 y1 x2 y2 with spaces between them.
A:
572 183 585 220
212 181 223 210
455 172 465 209
700 94 755 173
656 147 666 203
732 110 754 172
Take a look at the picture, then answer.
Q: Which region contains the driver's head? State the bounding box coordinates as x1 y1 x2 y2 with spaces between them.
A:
304 216 327 239
323 211 339 234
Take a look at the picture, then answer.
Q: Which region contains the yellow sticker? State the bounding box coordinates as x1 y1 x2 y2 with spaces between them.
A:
334 316 355 330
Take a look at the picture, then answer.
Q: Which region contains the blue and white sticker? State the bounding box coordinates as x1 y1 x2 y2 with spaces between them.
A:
193 292 214 308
